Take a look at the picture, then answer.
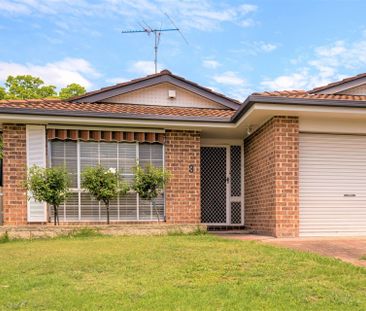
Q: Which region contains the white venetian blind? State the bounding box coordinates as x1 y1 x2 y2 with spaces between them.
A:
26 125 47 222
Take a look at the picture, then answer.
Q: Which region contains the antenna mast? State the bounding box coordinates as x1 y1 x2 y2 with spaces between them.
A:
122 15 188 74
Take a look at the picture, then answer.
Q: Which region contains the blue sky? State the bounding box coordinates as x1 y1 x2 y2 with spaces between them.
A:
1 0 366 100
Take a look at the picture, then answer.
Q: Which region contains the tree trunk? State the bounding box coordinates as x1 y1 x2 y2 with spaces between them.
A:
152 198 160 223
53 205 59 226
106 203 110 225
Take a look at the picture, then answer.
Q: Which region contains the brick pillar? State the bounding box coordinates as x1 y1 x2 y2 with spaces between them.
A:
165 130 201 223
3 124 27 225
244 116 299 237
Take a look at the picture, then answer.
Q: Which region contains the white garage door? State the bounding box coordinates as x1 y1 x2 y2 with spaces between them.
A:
300 133 366 236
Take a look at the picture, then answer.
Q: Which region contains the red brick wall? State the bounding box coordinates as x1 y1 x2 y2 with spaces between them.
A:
165 130 201 223
3 124 28 225
244 116 299 237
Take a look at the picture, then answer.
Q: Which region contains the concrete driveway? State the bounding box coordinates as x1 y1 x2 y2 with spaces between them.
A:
266 238 366 267
214 232 366 267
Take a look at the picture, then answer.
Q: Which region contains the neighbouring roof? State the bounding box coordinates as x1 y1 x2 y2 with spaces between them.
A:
68 69 241 110
309 73 366 94
252 90 366 101
0 99 235 122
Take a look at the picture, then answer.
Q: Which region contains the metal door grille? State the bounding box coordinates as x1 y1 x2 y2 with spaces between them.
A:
201 145 243 225
201 147 227 223
231 202 241 224
230 146 242 223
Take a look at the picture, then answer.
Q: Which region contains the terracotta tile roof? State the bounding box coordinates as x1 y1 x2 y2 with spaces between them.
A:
0 99 235 120
69 69 241 106
252 90 366 101
309 73 366 93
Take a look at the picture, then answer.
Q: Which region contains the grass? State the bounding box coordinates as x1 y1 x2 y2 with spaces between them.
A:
0 235 365 310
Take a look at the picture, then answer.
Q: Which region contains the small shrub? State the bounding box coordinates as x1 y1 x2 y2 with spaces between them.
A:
67 228 104 238
81 166 129 224
167 228 184 236
0 231 10 243
26 165 70 225
191 226 208 235
133 164 170 222
360 255 366 261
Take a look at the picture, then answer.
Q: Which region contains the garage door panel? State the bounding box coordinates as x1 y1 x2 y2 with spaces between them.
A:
300 133 366 236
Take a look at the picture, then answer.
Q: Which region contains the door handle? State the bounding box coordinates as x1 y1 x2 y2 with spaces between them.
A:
226 177 230 184
344 194 356 197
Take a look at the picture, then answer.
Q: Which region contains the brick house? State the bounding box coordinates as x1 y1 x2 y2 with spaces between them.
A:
1 70 366 237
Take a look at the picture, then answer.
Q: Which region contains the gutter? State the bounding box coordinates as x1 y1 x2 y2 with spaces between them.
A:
2 95 366 127
231 95 366 122
0 108 232 123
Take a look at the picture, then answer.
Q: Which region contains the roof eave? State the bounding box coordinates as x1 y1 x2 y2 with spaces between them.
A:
0 108 232 123
231 95 366 122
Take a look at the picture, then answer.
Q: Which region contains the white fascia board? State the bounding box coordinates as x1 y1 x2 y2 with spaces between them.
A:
0 113 236 130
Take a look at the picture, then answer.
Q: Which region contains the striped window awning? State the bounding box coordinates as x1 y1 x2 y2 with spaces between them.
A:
47 129 165 144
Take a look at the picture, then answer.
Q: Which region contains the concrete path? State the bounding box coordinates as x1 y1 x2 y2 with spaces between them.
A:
213 232 366 267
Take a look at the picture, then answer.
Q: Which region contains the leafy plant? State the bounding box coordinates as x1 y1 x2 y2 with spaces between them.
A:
26 166 70 225
133 164 170 222
0 231 10 243
66 228 104 238
81 166 129 224
4 75 57 99
59 83 86 100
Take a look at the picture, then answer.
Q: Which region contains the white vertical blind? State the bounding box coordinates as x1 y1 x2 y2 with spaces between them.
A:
50 141 164 221
26 125 47 222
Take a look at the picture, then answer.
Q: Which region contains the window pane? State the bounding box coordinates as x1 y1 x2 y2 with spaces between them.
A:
65 141 77 188
80 142 98 172
100 142 117 171
80 192 99 221
119 193 138 220
50 141 77 188
139 193 164 220
119 143 136 175
139 143 163 168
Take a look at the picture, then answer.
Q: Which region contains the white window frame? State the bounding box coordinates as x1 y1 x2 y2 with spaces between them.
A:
49 140 165 222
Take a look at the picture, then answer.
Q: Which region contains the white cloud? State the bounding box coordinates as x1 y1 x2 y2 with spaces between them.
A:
213 71 246 86
128 60 163 76
0 0 258 31
259 42 277 53
238 4 257 14
231 41 278 56
0 58 99 89
202 59 220 69
260 35 366 91
0 1 30 14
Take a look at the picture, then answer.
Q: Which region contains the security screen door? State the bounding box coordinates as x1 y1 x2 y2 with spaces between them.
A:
200 146 243 225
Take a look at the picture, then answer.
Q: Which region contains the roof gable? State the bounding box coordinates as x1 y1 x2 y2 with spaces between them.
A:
101 82 228 109
69 70 240 110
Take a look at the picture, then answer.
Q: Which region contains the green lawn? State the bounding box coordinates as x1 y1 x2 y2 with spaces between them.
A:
0 234 365 310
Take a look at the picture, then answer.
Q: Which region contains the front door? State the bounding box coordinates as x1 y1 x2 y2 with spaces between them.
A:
200 146 243 225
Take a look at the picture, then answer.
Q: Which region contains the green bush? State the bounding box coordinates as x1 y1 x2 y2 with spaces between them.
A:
26 165 70 225
133 164 170 222
0 231 10 243
81 166 129 224
66 228 104 238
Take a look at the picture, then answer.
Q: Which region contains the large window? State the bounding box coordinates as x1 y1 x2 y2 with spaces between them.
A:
50 140 164 222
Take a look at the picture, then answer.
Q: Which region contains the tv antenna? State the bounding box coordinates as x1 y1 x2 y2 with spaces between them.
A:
121 13 188 74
